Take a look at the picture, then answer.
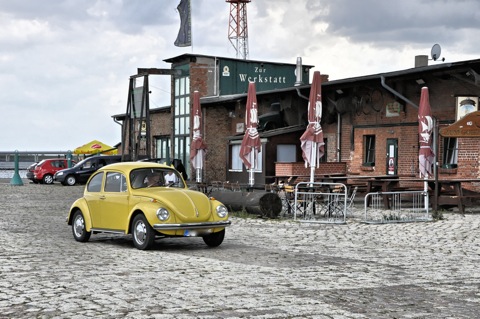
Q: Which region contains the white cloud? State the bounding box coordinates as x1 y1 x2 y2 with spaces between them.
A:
0 0 478 150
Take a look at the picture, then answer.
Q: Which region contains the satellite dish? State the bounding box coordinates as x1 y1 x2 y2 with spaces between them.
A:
431 44 441 61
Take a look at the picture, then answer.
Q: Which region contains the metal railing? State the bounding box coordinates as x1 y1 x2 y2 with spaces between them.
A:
288 182 348 224
364 190 433 224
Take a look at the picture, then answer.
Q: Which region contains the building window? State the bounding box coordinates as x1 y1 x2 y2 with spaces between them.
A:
277 144 296 162
173 75 190 176
230 143 263 172
231 144 242 171
443 137 458 167
254 146 263 172
320 138 327 163
363 135 375 166
155 137 170 161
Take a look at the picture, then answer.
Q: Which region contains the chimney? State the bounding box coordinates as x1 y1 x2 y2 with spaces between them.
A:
294 57 303 86
415 55 428 67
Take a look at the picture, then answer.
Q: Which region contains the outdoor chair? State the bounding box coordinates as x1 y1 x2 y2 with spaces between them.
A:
223 181 241 191
211 181 223 191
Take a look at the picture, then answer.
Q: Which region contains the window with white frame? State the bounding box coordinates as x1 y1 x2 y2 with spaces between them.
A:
230 143 263 172
231 144 242 171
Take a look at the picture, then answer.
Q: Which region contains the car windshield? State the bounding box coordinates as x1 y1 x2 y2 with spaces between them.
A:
73 157 99 168
130 168 184 189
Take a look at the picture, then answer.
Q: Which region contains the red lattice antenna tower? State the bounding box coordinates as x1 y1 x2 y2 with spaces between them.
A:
226 0 251 59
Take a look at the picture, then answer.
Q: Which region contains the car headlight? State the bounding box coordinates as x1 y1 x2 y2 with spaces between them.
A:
56 172 64 176
216 205 228 218
156 208 169 221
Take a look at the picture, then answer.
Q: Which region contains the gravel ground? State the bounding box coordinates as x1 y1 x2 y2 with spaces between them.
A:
1 179 480 319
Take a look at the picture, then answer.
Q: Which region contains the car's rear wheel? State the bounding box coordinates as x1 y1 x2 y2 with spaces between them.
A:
43 174 54 184
66 175 76 186
132 215 155 250
203 229 225 247
72 210 91 242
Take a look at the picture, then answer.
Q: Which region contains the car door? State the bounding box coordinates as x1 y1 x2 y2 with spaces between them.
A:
84 172 105 228
77 158 98 183
99 171 129 231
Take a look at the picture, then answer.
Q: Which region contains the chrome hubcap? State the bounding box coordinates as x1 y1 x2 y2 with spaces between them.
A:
73 215 84 237
134 221 146 244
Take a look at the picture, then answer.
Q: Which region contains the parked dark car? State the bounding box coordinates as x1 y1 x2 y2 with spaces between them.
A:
26 162 38 184
54 155 122 186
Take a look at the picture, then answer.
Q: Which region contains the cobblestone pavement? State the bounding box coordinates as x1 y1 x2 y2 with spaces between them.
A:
1 180 479 318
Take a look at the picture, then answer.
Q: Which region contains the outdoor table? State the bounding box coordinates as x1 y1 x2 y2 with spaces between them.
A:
430 178 480 214
350 177 480 213
348 175 399 209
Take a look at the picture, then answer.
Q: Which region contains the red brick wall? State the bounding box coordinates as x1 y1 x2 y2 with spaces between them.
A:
203 106 230 182
275 162 347 176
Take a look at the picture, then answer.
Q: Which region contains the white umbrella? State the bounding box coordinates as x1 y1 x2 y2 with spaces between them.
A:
239 82 261 188
300 71 325 183
189 91 207 182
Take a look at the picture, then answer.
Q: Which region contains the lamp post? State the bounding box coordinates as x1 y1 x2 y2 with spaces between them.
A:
10 150 24 186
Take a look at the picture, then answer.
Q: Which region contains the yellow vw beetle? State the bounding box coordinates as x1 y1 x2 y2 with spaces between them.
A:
66 162 230 250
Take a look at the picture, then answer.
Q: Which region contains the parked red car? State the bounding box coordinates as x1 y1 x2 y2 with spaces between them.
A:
33 159 74 184
26 162 38 184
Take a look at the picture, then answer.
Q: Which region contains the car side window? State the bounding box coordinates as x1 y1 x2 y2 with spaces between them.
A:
105 172 126 192
87 172 104 192
83 160 92 169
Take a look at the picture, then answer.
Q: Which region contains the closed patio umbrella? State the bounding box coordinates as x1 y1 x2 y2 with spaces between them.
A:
189 91 207 182
418 86 435 210
240 82 261 188
300 71 325 183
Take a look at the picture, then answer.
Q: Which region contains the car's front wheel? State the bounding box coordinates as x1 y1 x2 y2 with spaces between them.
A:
43 174 54 184
72 210 91 242
132 215 155 250
203 229 225 247
65 175 76 186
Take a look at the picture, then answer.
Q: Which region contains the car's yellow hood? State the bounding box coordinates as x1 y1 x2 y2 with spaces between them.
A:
136 188 212 222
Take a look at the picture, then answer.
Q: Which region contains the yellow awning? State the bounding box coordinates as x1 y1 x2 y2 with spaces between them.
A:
73 140 118 155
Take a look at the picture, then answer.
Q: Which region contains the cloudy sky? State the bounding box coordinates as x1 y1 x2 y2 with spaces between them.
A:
1 0 479 151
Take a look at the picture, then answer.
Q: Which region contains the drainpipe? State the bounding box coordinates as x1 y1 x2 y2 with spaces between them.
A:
214 57 218 96
296 88 309 101
113 117 122 127
380 75 418 109
337 113 341 162
295 57 309 101
294 57 304 86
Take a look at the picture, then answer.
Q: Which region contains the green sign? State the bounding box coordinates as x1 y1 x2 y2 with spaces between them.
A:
219 60 299 95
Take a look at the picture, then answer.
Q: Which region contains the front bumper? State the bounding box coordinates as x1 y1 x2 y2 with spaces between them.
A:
54 174 65 182
152 220 231 230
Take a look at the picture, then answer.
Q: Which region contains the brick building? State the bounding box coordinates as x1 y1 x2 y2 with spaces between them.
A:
113 54 480 191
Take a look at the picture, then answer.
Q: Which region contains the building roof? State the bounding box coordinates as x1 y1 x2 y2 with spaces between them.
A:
200 58 480 107
324 58 480 87
164 53 314 69
112 106 170 121
200 84 312 105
